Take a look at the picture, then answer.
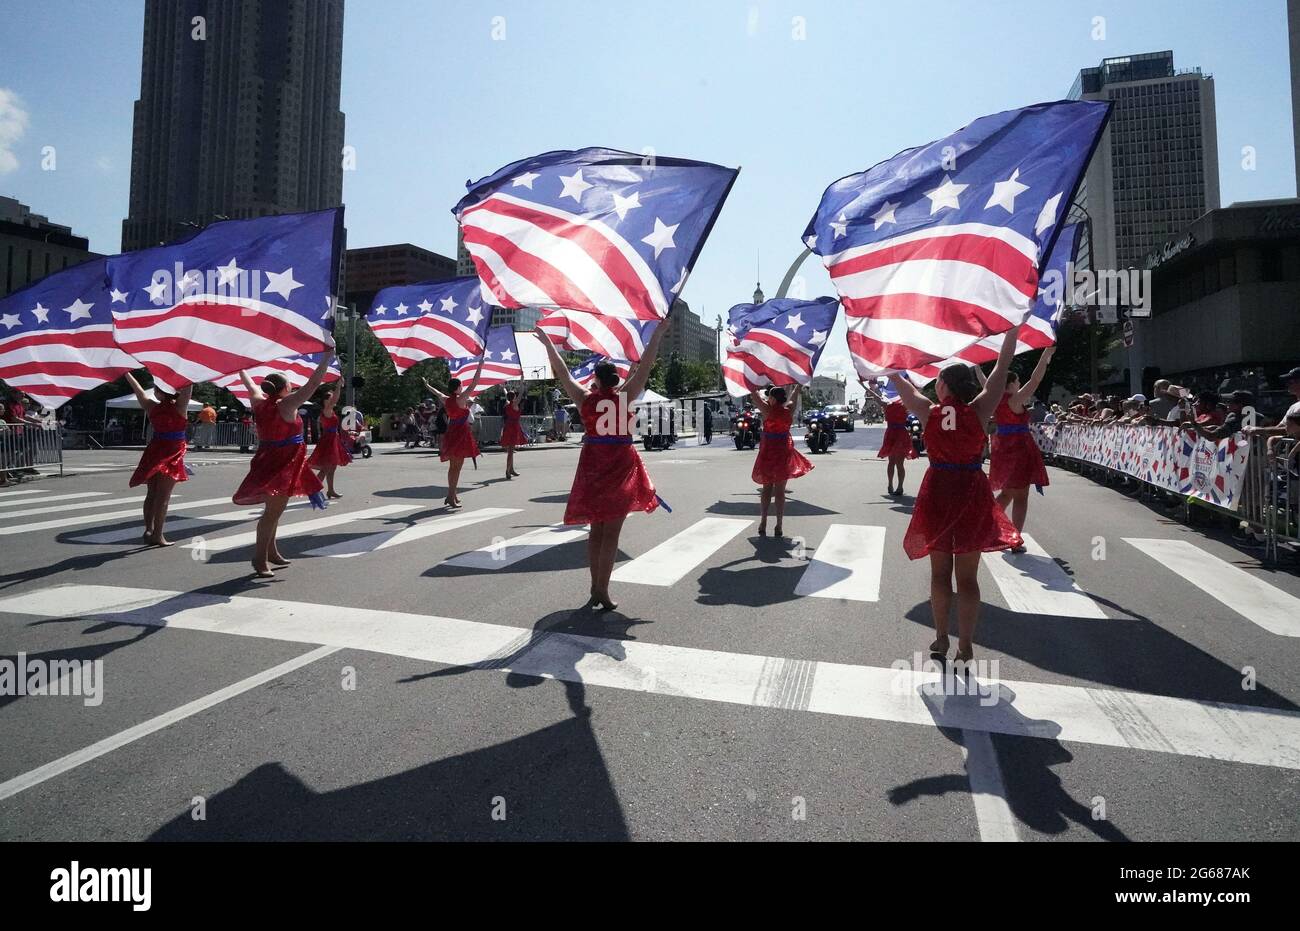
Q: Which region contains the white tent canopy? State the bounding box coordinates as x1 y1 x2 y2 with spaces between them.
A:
633 388 670 405
104 393 204 412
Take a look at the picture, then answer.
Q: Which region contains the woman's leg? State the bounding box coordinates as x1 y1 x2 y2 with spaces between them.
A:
929 551 955 648
886 459 896 492
253 495 286 572
895 458 906 493
142 478 158 539
151 475 178 545
586 521 604 599
995 487 1013 513
263 495 291 566
505 448 514 477
596 515 625 607
1009 486 1030 532
322 466 338 497
758 483 773 533
774 480 788 534
447 458 463 503
953 551 983 658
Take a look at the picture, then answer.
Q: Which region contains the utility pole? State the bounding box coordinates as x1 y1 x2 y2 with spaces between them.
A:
346 302 358 409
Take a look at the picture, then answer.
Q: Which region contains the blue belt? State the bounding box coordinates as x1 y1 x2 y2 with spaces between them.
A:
997 424 1030 435
322 427 339 434
886 423 907 431
584 435 633 445
259 434 304 449
449 415 468 426
762 431 789 439
154 430 187 441
932 460 983 471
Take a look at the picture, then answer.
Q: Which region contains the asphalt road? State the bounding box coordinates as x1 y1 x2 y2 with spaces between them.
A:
1 426 1298 841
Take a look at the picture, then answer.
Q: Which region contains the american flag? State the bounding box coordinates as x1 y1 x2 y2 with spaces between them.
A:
803 100 1110 378
213 352 342 408
369 277 493 373
106 208 342 392
450 325 522 396
538 308 658 362
0 258 141 409
722 296 839 397
453 147 737 321
909 220 1085 382
570 354 632 391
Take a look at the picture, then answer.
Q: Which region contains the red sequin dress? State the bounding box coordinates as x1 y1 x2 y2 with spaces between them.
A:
129 403 190 487
877 401 918 460
751 404 814 485
308 413 353 469
564 388 659 525
232 399 324 506
903 401 1021 559
988 393 1049 493
499 402 527 449
439 397 479 461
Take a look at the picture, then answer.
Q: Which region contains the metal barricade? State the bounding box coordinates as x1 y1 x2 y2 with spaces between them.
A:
144 421 256 450
0 422 63 478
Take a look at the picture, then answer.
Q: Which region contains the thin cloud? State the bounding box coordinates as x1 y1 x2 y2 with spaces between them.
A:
0 88 29 174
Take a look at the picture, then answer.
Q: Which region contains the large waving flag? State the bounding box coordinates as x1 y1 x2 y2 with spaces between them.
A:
450 325 523 396
369 277 493 373
538 308 658 362
909 219 1085 382
453 147 737 321
570 354 632 391
213 352 341 408
803 100 1110 377
0 258 141 409
106 208 342 391
722 296 840 397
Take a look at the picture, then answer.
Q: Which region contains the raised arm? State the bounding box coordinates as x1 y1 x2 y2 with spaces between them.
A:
123 371 155 412
973 324 1022 422
974 366 988 388
1012 345 1055 408
537 332 587 406
176 384 194 411
279 353 335 417
886 372 932 422
621 320 668 402
322 383 340 416
239 370 266 405
422 377 450 402
748 389 771 415
459 355 487 401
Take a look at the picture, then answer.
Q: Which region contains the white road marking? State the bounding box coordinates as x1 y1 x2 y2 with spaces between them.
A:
6 584 1300 772
305 507 521 558
1125 538 1300 637
0 494 151 520
0 496 229 537
183 504 421 554
611 517 752 586
72 502 309 544
0 491 110 510
442 522 588 570
960 729 1019 842
794 524 885 602
0 488 49 499
982 533 1107 619
0 645 338 802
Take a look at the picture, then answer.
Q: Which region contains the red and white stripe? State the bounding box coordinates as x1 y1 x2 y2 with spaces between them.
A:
825 222 1039 376
0 324 140 409
449 357 522 398
111 294 331 392
573 359 631 391
459 193 668 322
722 328 818 397
213 357 341 408
537 309 652 362
908 312 1058 383
371 315 487 373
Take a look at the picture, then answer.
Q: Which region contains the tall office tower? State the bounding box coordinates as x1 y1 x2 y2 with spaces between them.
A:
122 0 346 251
1069 51 1219 273
1290 0 1300 195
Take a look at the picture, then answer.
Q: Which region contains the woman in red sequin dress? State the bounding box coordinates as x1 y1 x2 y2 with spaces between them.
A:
499 389 527 480
232 354 335 578
423 359 486 509
748 386 812 538
887 325 1023 664
982 346 1054 548
308 384 351 499
539 321 667 611
124 372 193 546
861 378 918 496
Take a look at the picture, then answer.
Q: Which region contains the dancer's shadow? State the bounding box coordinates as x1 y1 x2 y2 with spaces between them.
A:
706 498 839 518
888 683 1129 840
529 492 571 505
398 608 650 718
0 545 156 592
696 546 806 608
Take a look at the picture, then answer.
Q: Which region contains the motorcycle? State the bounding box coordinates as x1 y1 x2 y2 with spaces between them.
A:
805 411 837 454
732 410 760 450
908 414 925 456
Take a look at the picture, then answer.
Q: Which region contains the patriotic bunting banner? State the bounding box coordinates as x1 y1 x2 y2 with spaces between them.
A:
570 354 632 391
0 258 141 409
538 308 658 362
450 325 523 396
369 277 494 373
722 296 839 397
106 208 342 391
803 100 1110 378
453 147 738 321
213 352 341 408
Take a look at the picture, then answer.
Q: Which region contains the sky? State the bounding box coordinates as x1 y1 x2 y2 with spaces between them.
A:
1 0 1295 401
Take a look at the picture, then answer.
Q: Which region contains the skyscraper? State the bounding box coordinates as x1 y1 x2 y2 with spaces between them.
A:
1069 51 1219 274
122 0 346 251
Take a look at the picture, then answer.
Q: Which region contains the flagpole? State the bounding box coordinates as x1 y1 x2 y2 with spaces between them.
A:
347 302 357 409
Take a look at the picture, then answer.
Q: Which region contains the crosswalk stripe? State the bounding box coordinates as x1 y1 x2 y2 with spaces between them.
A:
0 491 111 510
960 729 1019 842
0 494 151 520
1125 538 1300 637
0 645 339 802
304 507 521 558
442 522 588 570
611 517 752 586
794 524 884 602
0 496 230 537
183 504 421 554
4 584 1300 772
0 488 49 498
982 533 1107 619
72 502 310 544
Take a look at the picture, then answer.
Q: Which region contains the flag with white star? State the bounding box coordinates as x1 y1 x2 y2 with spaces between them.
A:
453 147 738 321
369 276 494 373
570 354 633 392
0 257 141 409
722 296 839 397
105 208 342 391
538 308 658 362
212 352 341 408
803 100 1110 377
450 325 523 397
